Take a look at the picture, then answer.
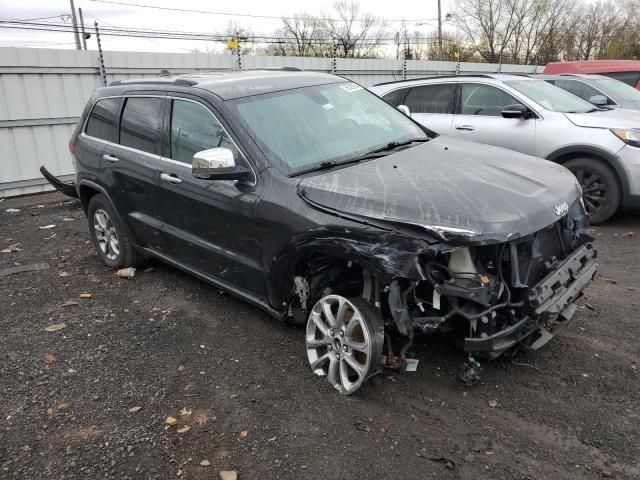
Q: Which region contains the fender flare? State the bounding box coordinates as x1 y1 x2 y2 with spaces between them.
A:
77 179 139 245
545 145 630 200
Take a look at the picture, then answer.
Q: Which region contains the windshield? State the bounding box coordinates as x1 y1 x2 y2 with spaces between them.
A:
505 79 596 113
229 82 429 175
592 77 640 102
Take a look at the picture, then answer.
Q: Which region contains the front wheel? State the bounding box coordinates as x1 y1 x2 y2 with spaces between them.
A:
564 157 621 225
305 295 384 395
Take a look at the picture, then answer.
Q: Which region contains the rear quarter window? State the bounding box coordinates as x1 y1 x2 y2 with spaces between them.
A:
85 97 119 143
382 88 409 106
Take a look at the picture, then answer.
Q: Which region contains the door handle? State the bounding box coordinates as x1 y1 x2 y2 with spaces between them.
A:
160 172 182 184
103 154 119 163
455 125 475 131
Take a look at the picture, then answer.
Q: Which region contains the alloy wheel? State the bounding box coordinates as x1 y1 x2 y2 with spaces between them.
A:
305 295 382 395
93 208 120 261
575 168 607 217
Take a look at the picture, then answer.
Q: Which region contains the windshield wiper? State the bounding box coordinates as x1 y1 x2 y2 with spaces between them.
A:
289 138 429 177
566 108 600 113
348 138 430 162
289 157 365 177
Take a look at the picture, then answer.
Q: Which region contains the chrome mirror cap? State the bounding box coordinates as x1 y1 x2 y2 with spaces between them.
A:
193 147 235 173
192 147 251 181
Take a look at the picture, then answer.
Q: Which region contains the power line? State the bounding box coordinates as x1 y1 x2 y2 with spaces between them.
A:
88 0 439 24
6 14 70 22
0 20 467 49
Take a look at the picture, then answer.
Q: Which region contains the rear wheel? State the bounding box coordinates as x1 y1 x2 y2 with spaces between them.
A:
87 194 142 269
564 157 621 224
305 295 384 395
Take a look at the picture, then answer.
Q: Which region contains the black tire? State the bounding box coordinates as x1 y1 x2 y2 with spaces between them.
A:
87 193 143 269
564 157 621 225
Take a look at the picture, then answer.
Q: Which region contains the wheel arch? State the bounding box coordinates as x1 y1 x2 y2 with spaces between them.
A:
269 247 373 312
265 229 433 313
77 180 138 244
546 145 629 200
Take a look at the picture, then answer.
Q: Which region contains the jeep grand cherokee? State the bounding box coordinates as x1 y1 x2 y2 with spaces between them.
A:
42 70 597 394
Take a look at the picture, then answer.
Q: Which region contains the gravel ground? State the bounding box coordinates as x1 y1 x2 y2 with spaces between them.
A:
1 194 639 480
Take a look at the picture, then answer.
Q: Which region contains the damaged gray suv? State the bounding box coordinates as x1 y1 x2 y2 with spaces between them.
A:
44 70 597 394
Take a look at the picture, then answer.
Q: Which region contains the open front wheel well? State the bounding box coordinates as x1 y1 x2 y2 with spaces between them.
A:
286 252 381 324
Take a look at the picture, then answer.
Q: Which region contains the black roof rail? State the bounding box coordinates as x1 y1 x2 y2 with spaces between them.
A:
373 74 495 87
108 78 198 87
241 67 304 72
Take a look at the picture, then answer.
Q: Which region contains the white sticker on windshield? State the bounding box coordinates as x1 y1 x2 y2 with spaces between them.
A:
340 82 363 92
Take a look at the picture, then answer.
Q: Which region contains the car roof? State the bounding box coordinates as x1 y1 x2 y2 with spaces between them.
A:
370 73 534 91
544 60 640 74
535 73 611 81
105 70 344 100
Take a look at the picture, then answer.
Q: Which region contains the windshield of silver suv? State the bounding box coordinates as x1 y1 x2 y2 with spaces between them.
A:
229 82 430 175
505 79 597 113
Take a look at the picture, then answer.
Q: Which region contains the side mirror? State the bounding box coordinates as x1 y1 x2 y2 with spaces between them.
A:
501 104 531 119
397 104 411 117
588 94 608 106
192 148 251 181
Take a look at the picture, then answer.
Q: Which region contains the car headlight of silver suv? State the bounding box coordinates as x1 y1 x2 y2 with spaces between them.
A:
611 128 640 148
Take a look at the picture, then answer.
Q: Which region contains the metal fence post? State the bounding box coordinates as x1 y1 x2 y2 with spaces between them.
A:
236 32 242 70
402 41 407 80
498 52 503 73
331 38 337 75
94 21 107 87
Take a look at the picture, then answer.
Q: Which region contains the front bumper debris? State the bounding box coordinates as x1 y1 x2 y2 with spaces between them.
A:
464 243 597 355
40 166 78 199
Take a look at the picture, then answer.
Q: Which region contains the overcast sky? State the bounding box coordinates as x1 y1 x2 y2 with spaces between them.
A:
0 0 453 53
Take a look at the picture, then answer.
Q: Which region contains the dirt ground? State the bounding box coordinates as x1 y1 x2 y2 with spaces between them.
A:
1 193 639 480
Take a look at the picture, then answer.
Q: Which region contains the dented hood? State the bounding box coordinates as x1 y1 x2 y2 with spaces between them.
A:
297 136 582 244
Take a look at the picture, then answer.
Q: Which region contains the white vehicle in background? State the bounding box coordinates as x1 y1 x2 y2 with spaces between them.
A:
370 74 640 224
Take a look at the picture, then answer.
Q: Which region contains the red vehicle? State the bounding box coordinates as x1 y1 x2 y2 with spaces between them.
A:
544 60 640 90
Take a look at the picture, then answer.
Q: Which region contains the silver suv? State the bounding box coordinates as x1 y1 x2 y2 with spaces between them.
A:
538 74 640 110
370 74 640 223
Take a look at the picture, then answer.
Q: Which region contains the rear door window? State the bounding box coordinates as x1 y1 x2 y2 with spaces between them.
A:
403 84 454 114
85 97 119 142
119 97 163 155
460 84 519 116
170 99 239 165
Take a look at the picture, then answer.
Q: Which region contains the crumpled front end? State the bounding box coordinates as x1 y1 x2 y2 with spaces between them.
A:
385 199 597 357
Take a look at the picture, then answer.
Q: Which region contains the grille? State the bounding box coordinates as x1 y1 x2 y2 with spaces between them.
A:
516 224 564 286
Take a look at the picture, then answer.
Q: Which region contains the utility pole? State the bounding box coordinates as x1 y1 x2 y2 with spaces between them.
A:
69 0 81 50
437 0 443 59
78 7 88 50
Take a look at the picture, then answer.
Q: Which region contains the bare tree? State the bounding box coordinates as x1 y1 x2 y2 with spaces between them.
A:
267 13 328 57
322 1 387 58
452 0 526 62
